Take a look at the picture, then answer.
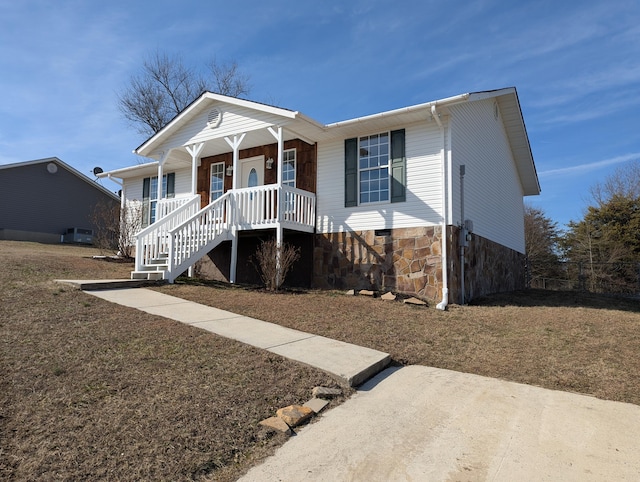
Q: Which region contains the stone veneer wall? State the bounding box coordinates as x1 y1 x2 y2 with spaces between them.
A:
447 226 526 304
313 226 444 301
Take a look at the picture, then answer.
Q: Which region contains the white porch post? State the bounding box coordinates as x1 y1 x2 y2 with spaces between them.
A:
223 133 246 284
185 143 204 195
183 143 204 279
268 126 284 287
224 133 246 191
156 151 167 203
267 126 284 187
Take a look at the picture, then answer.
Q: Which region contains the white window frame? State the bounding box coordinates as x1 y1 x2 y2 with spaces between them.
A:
358 132 390 205
210 162 225 202
282 149 296 213
282 148 296 187
149 175 168 224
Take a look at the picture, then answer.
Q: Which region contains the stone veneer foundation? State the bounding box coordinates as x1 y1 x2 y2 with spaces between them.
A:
447 226 526 304
313 226 444 301
314 226 527 304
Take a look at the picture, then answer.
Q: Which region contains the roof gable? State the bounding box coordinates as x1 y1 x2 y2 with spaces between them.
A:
0 157 119 200
135 92 303 158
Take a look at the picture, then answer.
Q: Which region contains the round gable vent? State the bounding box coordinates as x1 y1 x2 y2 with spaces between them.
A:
207 108 222 128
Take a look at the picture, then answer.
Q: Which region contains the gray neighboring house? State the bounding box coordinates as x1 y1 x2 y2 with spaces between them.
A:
0 157 120 243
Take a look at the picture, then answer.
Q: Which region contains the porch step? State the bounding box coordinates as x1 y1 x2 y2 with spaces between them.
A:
131 271 166 281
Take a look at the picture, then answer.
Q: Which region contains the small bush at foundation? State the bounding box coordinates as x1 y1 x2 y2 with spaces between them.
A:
252 239 300 291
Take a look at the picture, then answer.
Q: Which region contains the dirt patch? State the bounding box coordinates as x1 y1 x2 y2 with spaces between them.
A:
0 241 351 481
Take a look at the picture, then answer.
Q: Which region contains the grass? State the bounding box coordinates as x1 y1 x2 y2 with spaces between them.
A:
154 280 640 407
3 240 640 480
0 241 350 481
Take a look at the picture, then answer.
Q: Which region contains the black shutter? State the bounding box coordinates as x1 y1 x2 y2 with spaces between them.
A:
166 173 175 198
390 129 406 203
345 137 358 207
142 177 150 227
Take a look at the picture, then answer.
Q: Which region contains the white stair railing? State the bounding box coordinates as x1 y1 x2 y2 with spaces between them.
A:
157 196 196 220
166 192 234 282
136 185 317 282
134 195 200 272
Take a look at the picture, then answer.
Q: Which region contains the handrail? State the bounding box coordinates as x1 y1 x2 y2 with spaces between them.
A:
157 196 194 220
134 194 200 272
166 192 233 281
135 185 316 282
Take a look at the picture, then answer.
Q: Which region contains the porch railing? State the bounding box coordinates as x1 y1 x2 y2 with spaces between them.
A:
135 185 316 282
233 184 316 230
157 196 197 220
281 185 316 229
167 192 234 282
135 194 200 272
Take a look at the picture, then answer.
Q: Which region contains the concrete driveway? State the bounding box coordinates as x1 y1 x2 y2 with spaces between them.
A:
240 365 640 481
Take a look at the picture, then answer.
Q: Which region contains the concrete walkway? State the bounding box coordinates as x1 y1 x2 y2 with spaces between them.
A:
240 365 640 481
76 286 390 387
59 280 640 480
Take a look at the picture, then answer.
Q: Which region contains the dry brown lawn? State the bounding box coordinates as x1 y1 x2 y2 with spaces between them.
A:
3 240 640 481
0 241 350 481
156 279 640 407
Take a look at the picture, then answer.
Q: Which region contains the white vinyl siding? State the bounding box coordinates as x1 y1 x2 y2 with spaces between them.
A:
153 103 292 155
316 121 443 233
124 168 192 203
449 99 525 252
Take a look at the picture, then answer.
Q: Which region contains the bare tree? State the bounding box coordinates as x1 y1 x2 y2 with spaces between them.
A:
89 200 142 259
590 159 640 207
209 58 251 99
118 51 251 137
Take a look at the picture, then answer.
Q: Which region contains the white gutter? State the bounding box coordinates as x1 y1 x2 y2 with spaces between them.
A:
327 93 470 129
432 104 449 311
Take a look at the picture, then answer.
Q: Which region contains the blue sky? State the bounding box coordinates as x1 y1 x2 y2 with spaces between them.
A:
1 0 638 229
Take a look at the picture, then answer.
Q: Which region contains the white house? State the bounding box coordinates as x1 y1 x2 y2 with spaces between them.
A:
99 87 539 306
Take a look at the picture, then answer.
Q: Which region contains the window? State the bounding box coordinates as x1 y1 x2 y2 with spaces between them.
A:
142 173 175 226
282 149 296 213
210 162 225 201
149 175 167 224
359 133 389 204
282 149 296 187
345 129 405 207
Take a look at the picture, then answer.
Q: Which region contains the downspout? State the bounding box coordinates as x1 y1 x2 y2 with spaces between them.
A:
459 165 466 305
432 105 449 310
107 174 124 210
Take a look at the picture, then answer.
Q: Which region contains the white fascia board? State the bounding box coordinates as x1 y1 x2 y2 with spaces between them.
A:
325 92 471 129
97 161 160 180
466 87 516 102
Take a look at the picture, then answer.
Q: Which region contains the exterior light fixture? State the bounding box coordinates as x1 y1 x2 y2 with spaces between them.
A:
226 165 233 176
266 158 274 169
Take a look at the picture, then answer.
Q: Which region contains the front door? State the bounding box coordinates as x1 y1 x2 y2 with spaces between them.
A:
239 156 266 224
241 156 264 188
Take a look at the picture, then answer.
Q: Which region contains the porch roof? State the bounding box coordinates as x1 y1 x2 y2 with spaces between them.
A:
134 92 327 160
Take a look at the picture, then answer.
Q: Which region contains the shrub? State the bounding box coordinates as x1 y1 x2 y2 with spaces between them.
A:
252 239 300 291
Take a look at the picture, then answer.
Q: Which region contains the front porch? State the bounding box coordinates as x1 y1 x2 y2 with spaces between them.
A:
132 183 316 283
99 93 324 284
